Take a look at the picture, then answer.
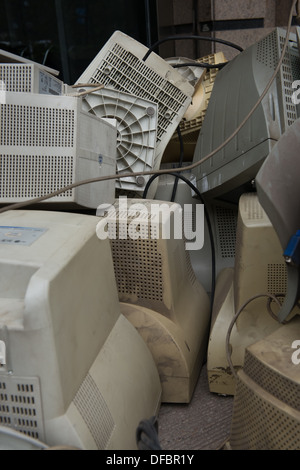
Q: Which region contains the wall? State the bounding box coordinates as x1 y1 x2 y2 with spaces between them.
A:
156 0 297 61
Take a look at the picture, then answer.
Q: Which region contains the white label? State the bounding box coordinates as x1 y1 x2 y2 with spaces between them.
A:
39 71 62 95
0 226 47 246
0 340 6 365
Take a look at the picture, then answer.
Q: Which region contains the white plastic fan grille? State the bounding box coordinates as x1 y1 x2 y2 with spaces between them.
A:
0 154 74 199
0 375 44 441
87 43 187 144
82 89 157 190
77 32 193 164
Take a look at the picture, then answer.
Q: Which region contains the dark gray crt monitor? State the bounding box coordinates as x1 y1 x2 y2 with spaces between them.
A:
192 27 300 200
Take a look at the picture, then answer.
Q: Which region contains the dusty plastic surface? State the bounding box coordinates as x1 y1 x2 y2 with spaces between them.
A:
0 210 161 449
97 198 211 403
207 193 297 395
229 317 300 450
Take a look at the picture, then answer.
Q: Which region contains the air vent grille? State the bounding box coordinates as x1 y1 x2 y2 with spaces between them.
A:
111 238 163 302
0 64 33 93
0 104 75 147
244 350 300 410
0 375 44 441
215 205 237 258
73 373 115 450
256 29 278 70
0 154 74 200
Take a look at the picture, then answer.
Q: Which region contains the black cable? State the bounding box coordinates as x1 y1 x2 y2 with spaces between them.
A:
136 417 161 451
144 0 152 48
143 172 216 310
142 34 243 61
173 61 227 70
170 127 184 202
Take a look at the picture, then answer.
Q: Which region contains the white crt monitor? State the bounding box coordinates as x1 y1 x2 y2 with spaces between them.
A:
0 210 161 450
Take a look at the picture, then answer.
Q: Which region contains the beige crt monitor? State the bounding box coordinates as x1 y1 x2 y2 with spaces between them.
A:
0 91 116 209
207 193 300 395
96 198 211 403
0 210 161 450
226 117 300 450
0 63 65 95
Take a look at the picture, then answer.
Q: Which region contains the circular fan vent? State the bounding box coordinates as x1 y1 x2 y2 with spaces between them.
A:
81 87 158 191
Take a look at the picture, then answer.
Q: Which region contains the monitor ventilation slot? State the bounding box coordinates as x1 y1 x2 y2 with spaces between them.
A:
0 375 44 441
73 373 115 450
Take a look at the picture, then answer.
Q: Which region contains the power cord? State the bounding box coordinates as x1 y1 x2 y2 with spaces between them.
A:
225 293 283 381
136 416 161 451
143 34 238 68
170 127 184 203
142 34 244 62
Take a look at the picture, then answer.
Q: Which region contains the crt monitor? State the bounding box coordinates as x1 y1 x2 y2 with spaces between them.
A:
192 27 300 200
0 210 161 450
